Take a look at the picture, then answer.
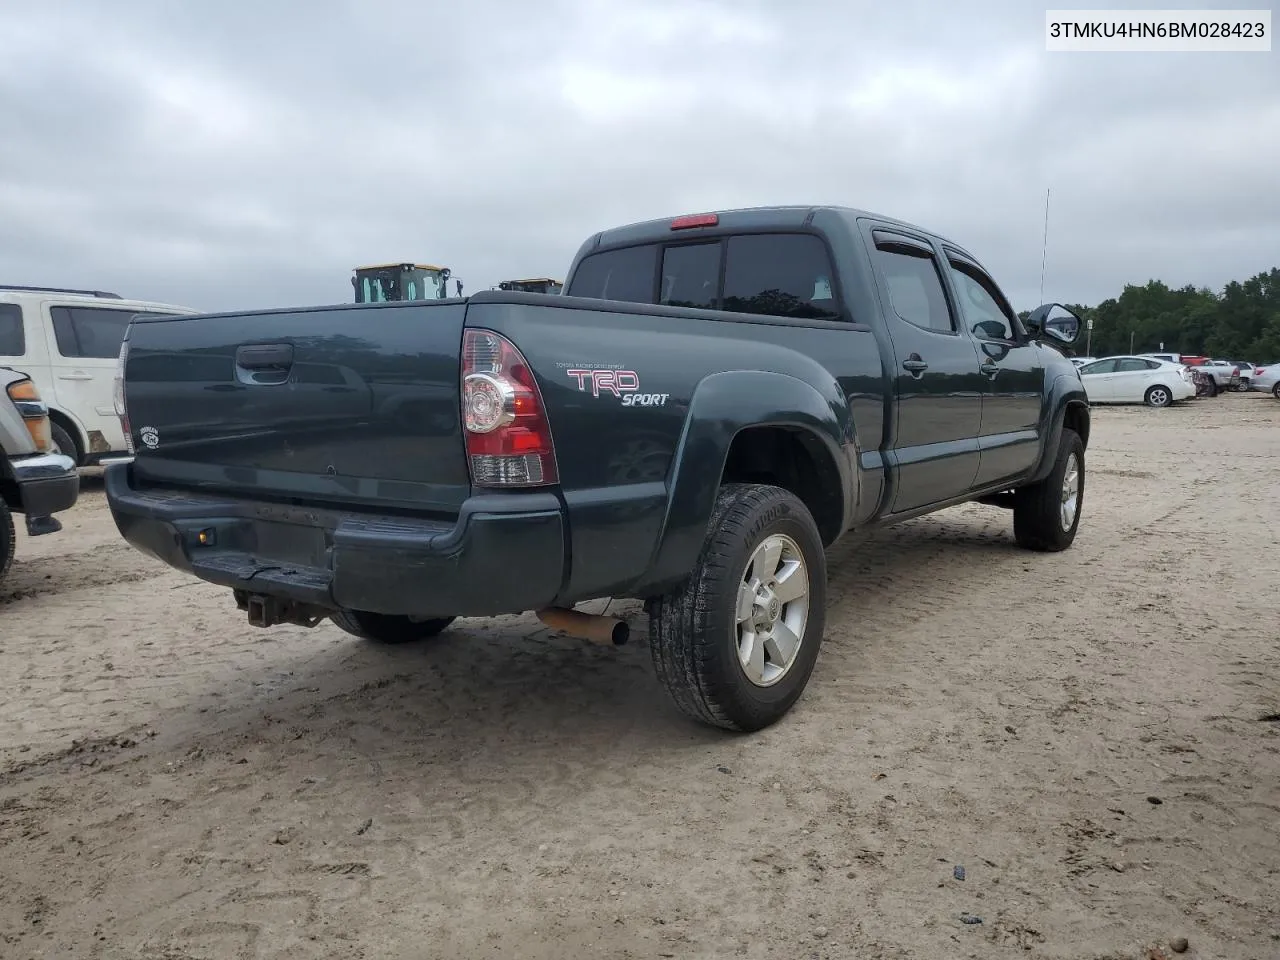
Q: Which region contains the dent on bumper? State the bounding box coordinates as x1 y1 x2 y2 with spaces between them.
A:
9 452 79 521
104 463 566 618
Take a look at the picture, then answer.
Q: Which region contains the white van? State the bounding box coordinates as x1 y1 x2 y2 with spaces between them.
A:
0 286 197 465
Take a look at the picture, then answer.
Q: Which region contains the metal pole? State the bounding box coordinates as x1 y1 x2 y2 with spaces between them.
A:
1130 330 1135 354
1039 187 1050 305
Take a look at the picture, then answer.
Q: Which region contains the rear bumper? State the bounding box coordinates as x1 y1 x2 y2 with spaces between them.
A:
104 463 565 618
9 452 80 519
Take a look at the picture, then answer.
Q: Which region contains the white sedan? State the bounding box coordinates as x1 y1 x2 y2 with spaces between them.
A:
1250 362 1280 397
1076 355 1196 407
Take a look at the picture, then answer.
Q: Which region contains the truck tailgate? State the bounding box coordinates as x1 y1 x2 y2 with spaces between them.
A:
122 301 470 514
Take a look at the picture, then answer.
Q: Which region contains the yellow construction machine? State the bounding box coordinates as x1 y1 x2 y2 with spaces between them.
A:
496 278 563 294
352 263 463 302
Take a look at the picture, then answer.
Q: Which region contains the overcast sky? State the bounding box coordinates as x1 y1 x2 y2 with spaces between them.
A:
2 0 1277 313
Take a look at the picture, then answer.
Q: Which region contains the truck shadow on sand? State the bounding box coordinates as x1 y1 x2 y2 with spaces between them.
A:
6 505 1029 784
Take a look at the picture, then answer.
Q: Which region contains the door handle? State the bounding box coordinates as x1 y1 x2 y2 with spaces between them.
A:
902 357 928 374
236 343 294 370
58 373 93 381
982 360 1000 379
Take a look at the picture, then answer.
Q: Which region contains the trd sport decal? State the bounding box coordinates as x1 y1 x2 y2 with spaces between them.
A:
565 368 669 407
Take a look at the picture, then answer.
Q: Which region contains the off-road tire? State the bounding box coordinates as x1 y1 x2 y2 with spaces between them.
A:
648 483 827 732
49 422 80 466
0 500 14 585
1013 428 1085 552
1144 384 1172 408
330 610 456 644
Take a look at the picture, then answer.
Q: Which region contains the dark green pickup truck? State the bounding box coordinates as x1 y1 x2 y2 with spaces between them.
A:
106 205 1089 731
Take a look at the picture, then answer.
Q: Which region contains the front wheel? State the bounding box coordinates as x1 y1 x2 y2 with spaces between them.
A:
1273 382 1280 399
1144 384 1173 408
1012 428 1084 552
49 422 80 465
330 610 456 644
648 483 827 732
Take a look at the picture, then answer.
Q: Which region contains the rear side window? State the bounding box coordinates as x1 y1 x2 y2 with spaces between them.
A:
872 246 954 333
50 306 175 359
565 244 658 303
722 234 839 320
661 242 721 309
0 303 23 356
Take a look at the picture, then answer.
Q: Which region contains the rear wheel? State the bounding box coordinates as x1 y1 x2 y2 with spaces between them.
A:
1144 384 1173 408
648 483 827 732
330 610 456 644
0 501 14 584
1012 428 1084 552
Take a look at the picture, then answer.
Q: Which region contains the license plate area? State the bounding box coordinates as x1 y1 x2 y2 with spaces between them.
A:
251 520 330 569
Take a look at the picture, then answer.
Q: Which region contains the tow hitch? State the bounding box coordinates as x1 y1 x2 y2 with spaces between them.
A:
233 590 329 628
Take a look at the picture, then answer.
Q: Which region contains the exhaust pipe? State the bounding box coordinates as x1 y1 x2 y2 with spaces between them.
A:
536 606 629 646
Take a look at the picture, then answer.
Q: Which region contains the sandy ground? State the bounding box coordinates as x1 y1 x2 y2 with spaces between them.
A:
1 393 1277 960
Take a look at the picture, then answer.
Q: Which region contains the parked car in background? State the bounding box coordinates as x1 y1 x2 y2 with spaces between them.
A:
1 365 80 583
0 286 197 466
1250 363 1280 398
1076 355 1195 407
1196 360 1241 396
1070 356 1095 367
1226 360 1256 390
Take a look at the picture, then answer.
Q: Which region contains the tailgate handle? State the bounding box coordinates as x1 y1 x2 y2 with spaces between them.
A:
236 343 294 370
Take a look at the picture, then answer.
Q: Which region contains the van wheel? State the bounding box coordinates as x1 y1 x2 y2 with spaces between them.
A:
50 423 80 465
1013 428 1084 552
648 483 827 732
0 501 14 585
330 610 456 644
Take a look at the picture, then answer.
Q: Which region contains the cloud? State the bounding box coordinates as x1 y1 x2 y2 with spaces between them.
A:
0 0 1276 313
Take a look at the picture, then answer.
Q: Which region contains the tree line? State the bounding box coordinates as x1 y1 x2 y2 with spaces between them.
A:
1018 267 1280 361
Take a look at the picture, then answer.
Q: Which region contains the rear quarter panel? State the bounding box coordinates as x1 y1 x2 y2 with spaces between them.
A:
463 292 886 602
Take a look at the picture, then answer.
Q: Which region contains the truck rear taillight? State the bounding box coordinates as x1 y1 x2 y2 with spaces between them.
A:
5 378 53 452
114 339 134 455
461 328 558 487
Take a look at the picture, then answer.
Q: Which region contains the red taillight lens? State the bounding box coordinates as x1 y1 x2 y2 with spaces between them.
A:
671 213 718 230
461 328 557 487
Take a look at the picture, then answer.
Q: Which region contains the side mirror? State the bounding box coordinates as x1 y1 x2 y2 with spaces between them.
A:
1025 303 1082 345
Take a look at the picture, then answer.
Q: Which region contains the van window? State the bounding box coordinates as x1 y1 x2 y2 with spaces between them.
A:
50 307 176 359
0 303 23 356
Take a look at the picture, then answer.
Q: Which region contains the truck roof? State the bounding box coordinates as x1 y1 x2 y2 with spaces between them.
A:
585 204 961 253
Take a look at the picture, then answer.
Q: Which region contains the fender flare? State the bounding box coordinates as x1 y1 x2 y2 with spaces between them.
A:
634 369 855 594
1028 375 1090 484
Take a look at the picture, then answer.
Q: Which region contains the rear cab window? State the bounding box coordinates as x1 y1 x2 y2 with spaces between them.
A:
567 232 842 321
